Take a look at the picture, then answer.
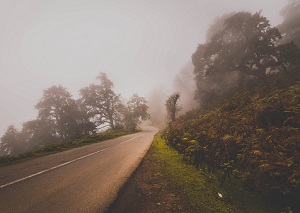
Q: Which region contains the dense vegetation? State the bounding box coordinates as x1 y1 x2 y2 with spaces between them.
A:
152 134 278 212
0 73 150 156
163 3 300 211
163 78 300 197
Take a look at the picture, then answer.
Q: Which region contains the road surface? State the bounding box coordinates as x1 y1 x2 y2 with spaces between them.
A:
0 125 157 212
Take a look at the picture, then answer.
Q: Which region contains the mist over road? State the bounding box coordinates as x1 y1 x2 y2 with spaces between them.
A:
0 125 157 213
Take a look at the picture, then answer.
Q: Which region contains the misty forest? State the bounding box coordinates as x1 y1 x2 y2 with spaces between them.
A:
1 0 300 211
163 2 300 209
0 73 150 155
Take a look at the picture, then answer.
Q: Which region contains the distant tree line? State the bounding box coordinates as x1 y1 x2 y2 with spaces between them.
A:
0 73 150 156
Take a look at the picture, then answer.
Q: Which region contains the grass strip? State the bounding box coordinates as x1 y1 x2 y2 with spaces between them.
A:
152 133 277 213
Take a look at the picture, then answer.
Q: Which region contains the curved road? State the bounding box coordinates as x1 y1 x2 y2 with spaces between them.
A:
0 125 157 213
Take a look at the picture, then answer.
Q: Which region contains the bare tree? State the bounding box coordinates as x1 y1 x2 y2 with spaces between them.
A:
165 92 181 123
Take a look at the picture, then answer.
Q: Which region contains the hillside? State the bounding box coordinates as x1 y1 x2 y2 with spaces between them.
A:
162 79 300 211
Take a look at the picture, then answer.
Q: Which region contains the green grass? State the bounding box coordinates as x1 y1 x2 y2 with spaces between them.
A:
0 129 133 167
151 133 277 213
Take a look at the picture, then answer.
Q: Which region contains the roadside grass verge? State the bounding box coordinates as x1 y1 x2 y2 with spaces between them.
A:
0 129 133 167
152 133 277 213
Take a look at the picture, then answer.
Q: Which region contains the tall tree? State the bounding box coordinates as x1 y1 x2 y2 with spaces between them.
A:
75 99 97 135
21 119 57 150
35 85 81 141
122 94 150 131
165 92 181 123
192 11 300 106
79 73 123 130
0 125 23 156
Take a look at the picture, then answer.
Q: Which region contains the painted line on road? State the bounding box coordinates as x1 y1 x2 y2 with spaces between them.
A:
119 134 145 145
0 134 145 189
0 148 108 189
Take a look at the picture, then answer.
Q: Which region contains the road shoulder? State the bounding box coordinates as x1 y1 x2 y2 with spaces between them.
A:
106 135 187 213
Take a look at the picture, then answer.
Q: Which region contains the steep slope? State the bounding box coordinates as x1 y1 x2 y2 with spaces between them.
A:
163 81 300 211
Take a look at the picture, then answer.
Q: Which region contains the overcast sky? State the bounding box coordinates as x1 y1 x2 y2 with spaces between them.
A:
0 0 288 136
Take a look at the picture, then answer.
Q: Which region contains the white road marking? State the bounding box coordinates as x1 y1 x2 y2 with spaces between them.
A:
0 134 145 189
0 148 109 189
119 134 144 145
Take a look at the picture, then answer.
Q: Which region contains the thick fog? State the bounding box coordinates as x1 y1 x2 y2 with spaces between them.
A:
0 0 288 136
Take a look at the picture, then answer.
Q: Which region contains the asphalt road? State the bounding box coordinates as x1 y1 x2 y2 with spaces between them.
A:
0 125 157 213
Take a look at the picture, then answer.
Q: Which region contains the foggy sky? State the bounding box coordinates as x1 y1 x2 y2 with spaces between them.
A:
0 0 287 136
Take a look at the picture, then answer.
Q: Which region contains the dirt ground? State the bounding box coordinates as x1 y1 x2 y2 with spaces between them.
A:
105 146 187 213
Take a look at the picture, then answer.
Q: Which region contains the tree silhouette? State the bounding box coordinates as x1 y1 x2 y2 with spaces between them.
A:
0 125 23 155
79 73 123 130
35 85 82 141
122 94 150 131
165 92 181 123
192 11 300 106
21 119 57 150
